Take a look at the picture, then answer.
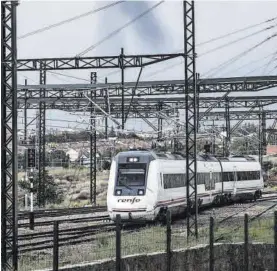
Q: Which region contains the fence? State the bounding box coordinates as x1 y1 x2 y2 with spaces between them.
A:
18 210 277 271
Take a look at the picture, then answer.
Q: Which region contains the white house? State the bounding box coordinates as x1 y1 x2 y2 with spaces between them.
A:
66 148 79 162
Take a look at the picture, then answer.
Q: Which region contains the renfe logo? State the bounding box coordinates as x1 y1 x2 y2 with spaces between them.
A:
118 197 141 204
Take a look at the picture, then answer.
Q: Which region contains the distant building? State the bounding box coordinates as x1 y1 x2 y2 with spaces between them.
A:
77 150 101 168
66 148 79 162
267 145 277 155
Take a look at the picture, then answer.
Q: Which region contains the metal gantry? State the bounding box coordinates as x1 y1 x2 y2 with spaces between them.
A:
90 72 97 205
37 64 46 207
158 102 163 139
17 53 184 70
17 75 277 96
224 99 231 157
184 0 198 238
259 109 267 165
202 109 277 121
1 1 18 270
104 77 109 139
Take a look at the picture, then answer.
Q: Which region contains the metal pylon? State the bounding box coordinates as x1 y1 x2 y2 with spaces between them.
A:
1 1 19 270
184 0 198 239
37 64 46 207
90 72 97 205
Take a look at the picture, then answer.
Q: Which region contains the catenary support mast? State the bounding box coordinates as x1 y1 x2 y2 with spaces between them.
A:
184 0 198 239
90 72 97 204
38 64 46 207
1 1 19 270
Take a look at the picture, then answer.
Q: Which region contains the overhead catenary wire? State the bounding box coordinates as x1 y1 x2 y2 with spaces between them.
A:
77 1 164 57
243 57 277 76
203 33 277 77
262 50 277 74
48 71 92 83
219 50 277 77
18 1 125 39
197 16 277 47
200 23 277 57
267 64 277 75
142 17 277 79
45 14 277 83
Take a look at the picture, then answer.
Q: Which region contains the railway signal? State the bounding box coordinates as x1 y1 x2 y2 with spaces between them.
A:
27 148 36 168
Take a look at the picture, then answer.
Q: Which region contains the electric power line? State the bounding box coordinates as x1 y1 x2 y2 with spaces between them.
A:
219 50 277 77
200 23 277 57
142 17 277 79
43 14 277 83
18 1 125 39
203 33 277 77
197 16 277 47
262 50 277 74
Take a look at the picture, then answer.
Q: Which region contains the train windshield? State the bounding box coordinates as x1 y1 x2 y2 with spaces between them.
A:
117 163 146 187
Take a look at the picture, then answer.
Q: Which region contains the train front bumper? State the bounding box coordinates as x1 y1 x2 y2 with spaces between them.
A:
109 209 156 221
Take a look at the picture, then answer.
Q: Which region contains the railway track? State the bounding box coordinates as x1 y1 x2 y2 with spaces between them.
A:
18 214 110 228
18 205 107 220
16 195 276 254
16 219 148 253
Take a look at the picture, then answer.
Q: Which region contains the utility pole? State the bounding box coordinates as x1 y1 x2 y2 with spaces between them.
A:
184 0 198 239
90 72 97 205
1 2 19 269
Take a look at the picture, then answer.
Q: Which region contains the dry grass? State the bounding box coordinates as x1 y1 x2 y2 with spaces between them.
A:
18 225 166 270
18 216 275 270
18 167 109 209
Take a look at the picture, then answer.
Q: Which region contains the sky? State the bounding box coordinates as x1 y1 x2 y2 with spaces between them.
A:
16 1 277 135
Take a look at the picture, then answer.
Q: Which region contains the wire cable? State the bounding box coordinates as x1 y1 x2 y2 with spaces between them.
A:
243 58 277 76
142 17 277 79
197 16 277 47
18 1 125 39
219 50 277 77
203 33 277 77
77 1 164 57
200 23 277 57
262 50 277 74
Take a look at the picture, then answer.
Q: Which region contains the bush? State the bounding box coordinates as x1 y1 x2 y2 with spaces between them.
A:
19 170 63 206
102 160 111 170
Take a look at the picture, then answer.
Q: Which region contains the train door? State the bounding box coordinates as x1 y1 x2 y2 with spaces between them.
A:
209 171 215 190
209 171 215 202
233 166 238 195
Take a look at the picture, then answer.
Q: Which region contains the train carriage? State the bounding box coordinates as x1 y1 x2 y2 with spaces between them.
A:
107 149 263 221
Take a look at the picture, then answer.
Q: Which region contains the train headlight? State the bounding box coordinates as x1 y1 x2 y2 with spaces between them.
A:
138 189 144 195
116 189 122 195
127 157 139 162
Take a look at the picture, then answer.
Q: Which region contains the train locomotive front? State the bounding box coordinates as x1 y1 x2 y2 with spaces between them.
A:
107 150 158 221
107 149 264 222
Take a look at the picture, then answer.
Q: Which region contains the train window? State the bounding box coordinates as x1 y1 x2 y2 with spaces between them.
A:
236 171 260 181
117 163 147 187
197 173 206 185
163 174 185 189
164 171 229 189
223 172 234 182
198 172 222 185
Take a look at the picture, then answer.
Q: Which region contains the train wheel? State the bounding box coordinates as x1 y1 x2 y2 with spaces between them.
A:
213 195 220 206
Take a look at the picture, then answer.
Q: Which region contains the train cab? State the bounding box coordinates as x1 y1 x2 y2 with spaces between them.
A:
107 150 158 221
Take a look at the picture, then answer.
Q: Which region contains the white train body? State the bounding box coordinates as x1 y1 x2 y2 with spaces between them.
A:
107 150 263 221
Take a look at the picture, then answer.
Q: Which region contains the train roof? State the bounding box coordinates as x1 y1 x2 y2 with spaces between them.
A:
115 149 258 163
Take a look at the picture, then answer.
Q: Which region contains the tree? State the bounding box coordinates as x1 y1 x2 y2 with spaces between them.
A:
19 170 63 206
102 160 111 170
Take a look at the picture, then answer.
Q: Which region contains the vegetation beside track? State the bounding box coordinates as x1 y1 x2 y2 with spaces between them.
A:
18 214 275 271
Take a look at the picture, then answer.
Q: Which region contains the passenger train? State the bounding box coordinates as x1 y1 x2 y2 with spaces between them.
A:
107 149 264 221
